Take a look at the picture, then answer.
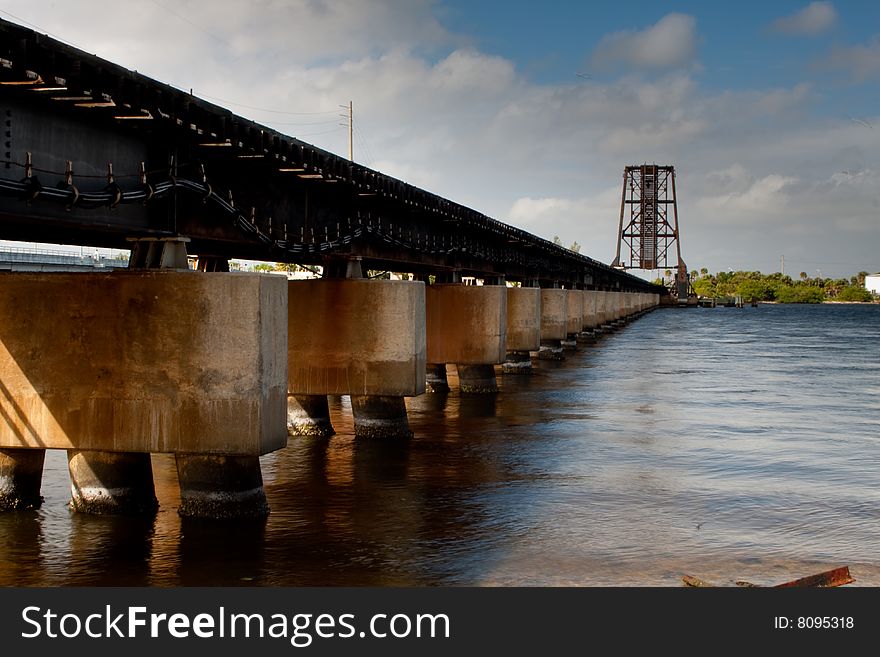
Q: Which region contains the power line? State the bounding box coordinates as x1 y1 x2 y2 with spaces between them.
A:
354 124 378 168
195 92 338 116
147 0 229 48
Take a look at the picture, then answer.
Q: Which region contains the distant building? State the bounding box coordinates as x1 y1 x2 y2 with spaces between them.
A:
866 273 880 295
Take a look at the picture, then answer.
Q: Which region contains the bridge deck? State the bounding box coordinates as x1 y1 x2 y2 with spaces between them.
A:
0 19 659 292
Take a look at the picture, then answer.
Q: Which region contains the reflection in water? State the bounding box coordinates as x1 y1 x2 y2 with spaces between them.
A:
1 304 879 586
0 511 42 586
66 513 155 586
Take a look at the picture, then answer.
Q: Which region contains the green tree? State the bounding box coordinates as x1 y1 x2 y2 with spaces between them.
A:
736 279 766 303
837 285 873 302
776 285 824 303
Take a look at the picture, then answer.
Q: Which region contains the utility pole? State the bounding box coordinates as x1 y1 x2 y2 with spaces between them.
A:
346 101 353 161
339 101 353 161
781 254 784 276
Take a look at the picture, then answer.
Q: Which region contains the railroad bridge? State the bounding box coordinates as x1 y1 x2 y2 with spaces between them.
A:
0 19 662 518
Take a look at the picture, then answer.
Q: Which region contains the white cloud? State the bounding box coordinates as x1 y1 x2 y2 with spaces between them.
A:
825 36 880 81
0 2 877 277
772 2 837 36
591 13 699 71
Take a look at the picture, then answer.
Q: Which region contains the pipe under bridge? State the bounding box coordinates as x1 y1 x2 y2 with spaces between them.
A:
0 19 664 520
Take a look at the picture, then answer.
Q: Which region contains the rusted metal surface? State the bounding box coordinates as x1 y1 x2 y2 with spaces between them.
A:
612 164 691 301
684 566 855 588
682 575 714 587
773 566 854 588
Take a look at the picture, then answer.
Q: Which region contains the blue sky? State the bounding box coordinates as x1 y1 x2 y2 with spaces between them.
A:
1 1 878 278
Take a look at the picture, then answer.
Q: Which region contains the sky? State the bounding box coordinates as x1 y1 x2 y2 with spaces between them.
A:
1 0 878 279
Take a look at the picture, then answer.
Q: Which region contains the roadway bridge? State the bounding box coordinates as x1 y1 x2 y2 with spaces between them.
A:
0 19 663 519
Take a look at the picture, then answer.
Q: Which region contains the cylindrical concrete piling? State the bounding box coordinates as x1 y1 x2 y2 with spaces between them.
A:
0 448 45 511
426 364 450 393
176 454 269 519
68 450 158 515
502 350 533 374
287 394 334 437
352 395 413 439
458 364 500 393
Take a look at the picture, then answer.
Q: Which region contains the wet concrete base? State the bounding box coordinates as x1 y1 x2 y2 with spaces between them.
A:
561 338 578 351
68 450 158 515
426 363 450 393
457 364 499 393
352 395 413 439
537 341 565 361
176 454 269 519
0 448 45 511
502 351 533 374
576 330 596 343
288 394 335 437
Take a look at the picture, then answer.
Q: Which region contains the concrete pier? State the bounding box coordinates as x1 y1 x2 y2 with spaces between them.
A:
578 290 599 342
287 394 334 437
538 288 567 360
288 278 425 437
426 284 507 393
457 364 500 393
564 289 584 350
426 364 450 392
351 395 413 439
0 270 288 518
503 286 541 374
68 450 158 515
595 290 607 331
176 454 269 519
0 448 45 510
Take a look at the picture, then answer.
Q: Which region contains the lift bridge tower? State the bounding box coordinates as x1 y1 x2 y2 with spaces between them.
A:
611 164 694 305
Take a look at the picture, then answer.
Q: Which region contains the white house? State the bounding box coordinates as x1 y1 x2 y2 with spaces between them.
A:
865 273 880 295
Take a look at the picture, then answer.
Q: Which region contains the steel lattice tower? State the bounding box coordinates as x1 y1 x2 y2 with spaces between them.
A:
611 164 690 300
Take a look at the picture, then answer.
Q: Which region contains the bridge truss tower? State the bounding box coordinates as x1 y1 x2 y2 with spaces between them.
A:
611 164 691 302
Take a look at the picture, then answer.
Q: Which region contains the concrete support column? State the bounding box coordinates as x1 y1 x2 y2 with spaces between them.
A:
288 278 426 438
426 364 450 392
426 284 507 393
176 454 269 519
606 292 623 328
563 289 584 350
0 271 288 519
457 364 500 393
538 288 567 360
68 450 158 515
0 448 45 511
351 395 413 439
595 291 607 331
579 290 599 342
503 286 540 374
287 394 334 437
502 350 533 374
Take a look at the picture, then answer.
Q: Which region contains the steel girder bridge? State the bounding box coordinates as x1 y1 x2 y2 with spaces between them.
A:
0 19 661 294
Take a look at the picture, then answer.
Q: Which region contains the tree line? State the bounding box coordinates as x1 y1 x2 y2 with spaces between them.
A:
677 269 874 303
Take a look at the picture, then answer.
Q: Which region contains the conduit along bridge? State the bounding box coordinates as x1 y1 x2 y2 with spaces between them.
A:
0 18 663 519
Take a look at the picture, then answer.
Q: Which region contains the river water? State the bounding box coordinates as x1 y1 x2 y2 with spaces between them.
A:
2 303 878 587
